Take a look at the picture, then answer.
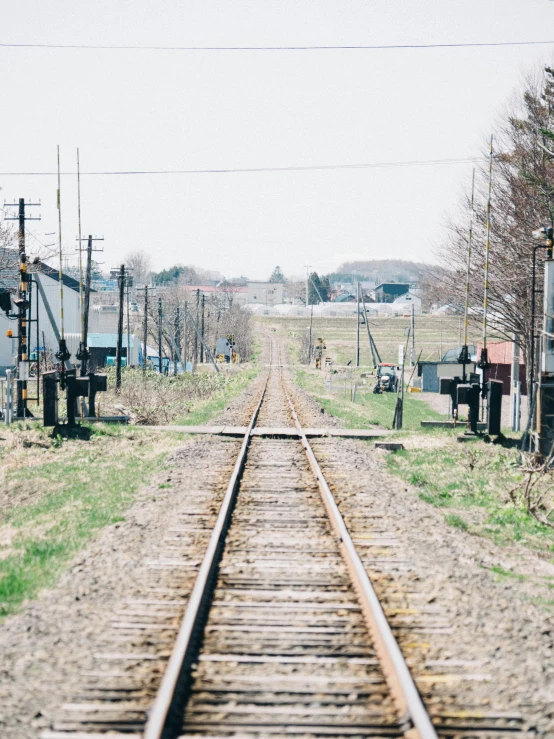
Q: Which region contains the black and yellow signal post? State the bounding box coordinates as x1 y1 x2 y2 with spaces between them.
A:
5 198 40 418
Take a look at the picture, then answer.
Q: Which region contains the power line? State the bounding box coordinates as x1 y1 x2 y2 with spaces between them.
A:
0 156 479 177
0 40 553 51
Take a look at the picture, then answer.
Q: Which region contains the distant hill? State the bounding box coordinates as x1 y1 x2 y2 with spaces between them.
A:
328 259 423 285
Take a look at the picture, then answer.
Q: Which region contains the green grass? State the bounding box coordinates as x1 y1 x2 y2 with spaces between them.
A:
386 444 554 556
0 360 262 618
0 426 172 618
489 565 527 580
174 364 261 425
295 367 443 431
444 513 469 531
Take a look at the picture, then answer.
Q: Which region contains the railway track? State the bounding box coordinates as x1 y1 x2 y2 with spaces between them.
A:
43 343 526 739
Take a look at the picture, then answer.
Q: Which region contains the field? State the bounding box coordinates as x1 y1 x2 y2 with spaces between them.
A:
261 313 484 366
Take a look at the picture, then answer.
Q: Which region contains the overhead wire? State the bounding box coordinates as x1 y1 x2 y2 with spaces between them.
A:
0 156 479 177
0 40 553 51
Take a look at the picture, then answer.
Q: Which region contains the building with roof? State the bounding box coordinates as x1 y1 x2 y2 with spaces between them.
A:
0 258 88 371
64 333 140 370
476 340 527 395
391 291 422 314
374 282 410 302
247 282 283 306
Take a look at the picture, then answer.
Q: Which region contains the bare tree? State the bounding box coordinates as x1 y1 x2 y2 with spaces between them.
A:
125 249 152 285
0 222 18 290
429 67 554 389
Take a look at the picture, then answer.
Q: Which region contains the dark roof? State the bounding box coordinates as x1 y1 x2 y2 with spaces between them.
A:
374 282 410 291
331 294 356 303
0 250 95 294
38 261 90 293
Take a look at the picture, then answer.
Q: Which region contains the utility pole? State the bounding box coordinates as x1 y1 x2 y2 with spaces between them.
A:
511 333 521 432
174 305 181 374
194 289 200 363
200 294 205 363
183 300 188 370
361 298 380 367
308 304 313 363
142 285 149 375
410 303 415 366
116 264 125 392
55 145 71 390
459 169 476 383
478 135 494 386
126 274 132 367
304 265 311 306
77 234 103 376
356 282 360 367
4 198 40 418
158 297 163 374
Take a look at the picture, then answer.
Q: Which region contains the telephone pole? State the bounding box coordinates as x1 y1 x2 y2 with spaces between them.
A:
76 234 103 375
183 300 188 370
4 198 40 418
410 303 415 367
304 265 311 306
194 289 200 363
116 265 125 392
356 281 360 367
140 285 149 375
200 294 205 363
158 297 163 374
174 305 181 374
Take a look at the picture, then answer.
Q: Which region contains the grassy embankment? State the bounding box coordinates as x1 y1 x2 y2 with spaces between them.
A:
295 367 442 431
0 358 261 618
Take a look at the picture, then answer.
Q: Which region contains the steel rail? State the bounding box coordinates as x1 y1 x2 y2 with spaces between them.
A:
143 350 271 739
278 359 438 739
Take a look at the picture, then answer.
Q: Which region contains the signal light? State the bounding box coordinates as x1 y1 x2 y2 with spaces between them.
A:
6 330 12 338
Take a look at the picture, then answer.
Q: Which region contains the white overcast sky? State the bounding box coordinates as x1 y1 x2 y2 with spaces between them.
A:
1 0 553 281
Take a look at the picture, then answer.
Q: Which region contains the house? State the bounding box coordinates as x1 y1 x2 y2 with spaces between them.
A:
0 259 87 372
247 282 283 306
374 282 410 303
177 285 248 306
476 340 527 395
331 293 356 303
391 291 422 314
64 333 140 370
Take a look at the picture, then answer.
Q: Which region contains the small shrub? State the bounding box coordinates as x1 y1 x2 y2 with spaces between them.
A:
445 513 469 531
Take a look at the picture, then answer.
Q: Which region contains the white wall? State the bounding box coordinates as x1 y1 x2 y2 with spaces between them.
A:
247 282 283 306
0 271 82 369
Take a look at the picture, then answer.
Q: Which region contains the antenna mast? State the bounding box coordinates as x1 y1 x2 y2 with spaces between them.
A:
459 168 475 382
77 148 84 339
479 136 494 379
55 145 70 384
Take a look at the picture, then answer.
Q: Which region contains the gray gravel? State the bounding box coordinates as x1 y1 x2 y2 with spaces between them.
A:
1 337 553 736
287 358 554 736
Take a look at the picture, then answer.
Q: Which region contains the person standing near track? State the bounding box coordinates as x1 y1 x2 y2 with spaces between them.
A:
314 337 326 369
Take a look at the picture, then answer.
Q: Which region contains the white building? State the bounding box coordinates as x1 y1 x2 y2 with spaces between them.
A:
0 262 84 371
391 291 422 315
247 282 284 306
